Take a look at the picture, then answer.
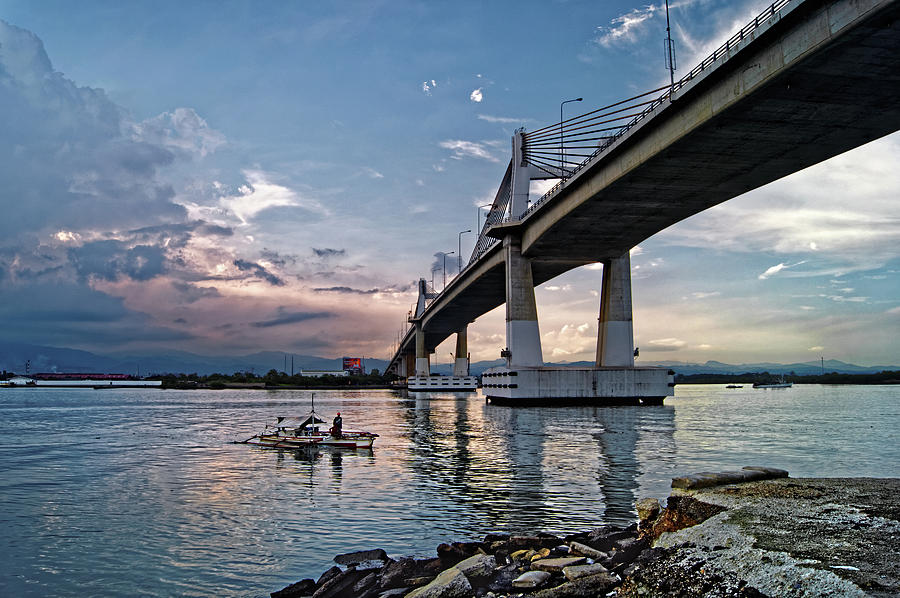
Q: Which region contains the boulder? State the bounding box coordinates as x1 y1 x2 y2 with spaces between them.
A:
379 558 419 590
530 557 587 573
335 549 390 566
437 542 485 568
312 568 367 598
530 572 618 598
404 567 473 598
454 554 496 582
567 542 606 561
511 571 552 589
562 563 608 581
635 498 660 522
272 578 317 598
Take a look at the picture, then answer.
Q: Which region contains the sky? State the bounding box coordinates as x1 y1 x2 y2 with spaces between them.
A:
0 0 897 367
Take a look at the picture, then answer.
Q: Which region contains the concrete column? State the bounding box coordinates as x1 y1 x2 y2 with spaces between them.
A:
453 326 469 376
415 322 430 376
596 252 635 367
404 352 416 378
504 234 543 367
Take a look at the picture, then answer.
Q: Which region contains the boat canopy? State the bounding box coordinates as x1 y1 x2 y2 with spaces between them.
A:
269 413 328 429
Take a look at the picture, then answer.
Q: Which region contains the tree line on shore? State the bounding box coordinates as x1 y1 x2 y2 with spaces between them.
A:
674 370 900 385
149 369 397 389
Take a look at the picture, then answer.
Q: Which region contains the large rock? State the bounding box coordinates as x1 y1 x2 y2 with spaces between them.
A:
562 563 608 581
335 549 390 566
530 557 586 572
404 567 472 598
530 572 618 598
312 568 367 598
453 554 496 582
511 571 552 589
436 542 485 568
379 558 419 590
271 578 316 598
567 541 606 561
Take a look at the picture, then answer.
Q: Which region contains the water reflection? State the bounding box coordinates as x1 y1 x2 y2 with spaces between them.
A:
402 393 676 532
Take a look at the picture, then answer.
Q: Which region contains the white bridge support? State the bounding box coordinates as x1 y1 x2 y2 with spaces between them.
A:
483 138 672 404
504 234 543 368
453 326 470 377
597 253 635 367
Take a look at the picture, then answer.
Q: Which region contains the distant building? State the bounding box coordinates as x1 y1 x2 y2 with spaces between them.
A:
300 370 349 378
342 357 365 375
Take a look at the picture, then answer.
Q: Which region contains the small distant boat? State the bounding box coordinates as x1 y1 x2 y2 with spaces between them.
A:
239 396 378 449
753 377 792 389
726 384 743 389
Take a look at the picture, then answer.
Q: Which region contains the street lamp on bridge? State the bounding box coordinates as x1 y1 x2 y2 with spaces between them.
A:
560 97 582 177
458 229 471 273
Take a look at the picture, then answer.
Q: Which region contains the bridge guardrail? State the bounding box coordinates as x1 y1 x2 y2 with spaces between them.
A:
522 0 793 218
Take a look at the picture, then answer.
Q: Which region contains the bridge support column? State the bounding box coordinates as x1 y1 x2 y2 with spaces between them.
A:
415 322 430 376
504 235 543 367
596 252 635 367
453 327 469 377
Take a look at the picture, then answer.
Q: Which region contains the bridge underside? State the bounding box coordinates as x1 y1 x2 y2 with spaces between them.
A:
391 0 900 371
524 0 900 260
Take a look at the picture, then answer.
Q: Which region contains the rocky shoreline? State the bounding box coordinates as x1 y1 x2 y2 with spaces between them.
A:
272 469 899 598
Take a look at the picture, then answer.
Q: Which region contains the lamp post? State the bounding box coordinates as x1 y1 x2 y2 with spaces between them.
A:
457 229 471 273
443 251 454 289
559 97 582 177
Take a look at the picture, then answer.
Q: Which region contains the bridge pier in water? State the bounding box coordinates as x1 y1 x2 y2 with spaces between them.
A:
483 150 672 404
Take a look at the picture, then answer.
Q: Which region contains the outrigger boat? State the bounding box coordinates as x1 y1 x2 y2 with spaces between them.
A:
240 397 378 449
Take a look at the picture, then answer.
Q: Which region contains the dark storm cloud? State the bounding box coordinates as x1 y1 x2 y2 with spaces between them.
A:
68 240 166 282
250 309 332 328
233 259 284 286
313 286 381 294
312 248 346 258
260 248 297 267
0 281 193 348
171 281 221 303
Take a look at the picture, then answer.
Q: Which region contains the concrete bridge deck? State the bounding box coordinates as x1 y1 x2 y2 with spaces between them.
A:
390 0 900 373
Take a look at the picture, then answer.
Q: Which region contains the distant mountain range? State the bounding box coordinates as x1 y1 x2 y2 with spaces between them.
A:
0 343 895 377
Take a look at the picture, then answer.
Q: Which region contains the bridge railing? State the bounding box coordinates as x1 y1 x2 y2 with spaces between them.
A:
521 0 793 218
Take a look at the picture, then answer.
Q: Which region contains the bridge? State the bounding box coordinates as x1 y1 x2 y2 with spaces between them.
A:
388 0 900 403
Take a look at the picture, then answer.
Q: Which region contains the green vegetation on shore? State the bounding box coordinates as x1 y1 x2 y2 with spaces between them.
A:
674 370 900 385
150 368 396 389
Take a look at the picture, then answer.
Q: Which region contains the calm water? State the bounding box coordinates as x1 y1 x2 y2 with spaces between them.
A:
0 384 897 597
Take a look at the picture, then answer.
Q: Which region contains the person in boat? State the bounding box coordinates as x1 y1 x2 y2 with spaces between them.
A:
331 412 342 438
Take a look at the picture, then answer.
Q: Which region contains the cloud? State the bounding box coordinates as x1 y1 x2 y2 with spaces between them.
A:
439 140 500 162
215 170 324 225
758 263 786 280
361 167 384 179
592 0 699 48
313 286 388 294
251 308 332 328
644 337 687 352
469 88 483 103
477 115 528 124
233 259 284 286
758 261 807 280
422 79 437 95
691 291 720 299
312 247 346 259
68 240 167 282
808 346 824 352
131 107 225 157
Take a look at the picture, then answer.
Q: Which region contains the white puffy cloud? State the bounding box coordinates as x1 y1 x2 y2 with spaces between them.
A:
469 88 483 103
439 140 500 162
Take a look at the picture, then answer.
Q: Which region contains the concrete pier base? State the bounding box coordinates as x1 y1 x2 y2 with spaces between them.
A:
481 366 674 404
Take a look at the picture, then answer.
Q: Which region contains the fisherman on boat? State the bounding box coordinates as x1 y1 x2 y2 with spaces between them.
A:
331 412 342 438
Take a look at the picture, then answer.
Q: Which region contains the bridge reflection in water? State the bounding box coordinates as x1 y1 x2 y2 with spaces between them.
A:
401 392 675 530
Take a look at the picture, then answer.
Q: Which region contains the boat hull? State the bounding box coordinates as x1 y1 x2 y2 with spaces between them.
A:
247 433 376 449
